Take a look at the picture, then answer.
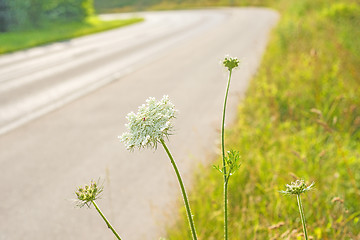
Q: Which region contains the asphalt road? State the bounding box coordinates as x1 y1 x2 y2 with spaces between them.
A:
0 8 278 240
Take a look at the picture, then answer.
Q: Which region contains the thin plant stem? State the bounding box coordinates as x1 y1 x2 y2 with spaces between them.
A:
222 69 232 240
160 139 198 240
296 194 309 240
224 178 229 240
91 200 122 240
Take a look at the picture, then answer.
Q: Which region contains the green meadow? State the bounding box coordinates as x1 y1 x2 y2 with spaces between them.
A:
0 17 143 54
164 0 360 239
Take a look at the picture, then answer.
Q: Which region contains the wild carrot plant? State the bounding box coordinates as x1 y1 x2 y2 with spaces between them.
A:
119 95 198 240
281 179 314 240
214 56 242 240
74 57 243 239
75 180 122 240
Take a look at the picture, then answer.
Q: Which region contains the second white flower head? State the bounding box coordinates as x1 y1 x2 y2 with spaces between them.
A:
119 95 176 150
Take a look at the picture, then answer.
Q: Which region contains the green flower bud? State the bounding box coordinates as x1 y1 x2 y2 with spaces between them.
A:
75 180 103 207
223 56 240 71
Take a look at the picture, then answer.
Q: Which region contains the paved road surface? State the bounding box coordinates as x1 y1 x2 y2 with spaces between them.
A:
0 8 278 240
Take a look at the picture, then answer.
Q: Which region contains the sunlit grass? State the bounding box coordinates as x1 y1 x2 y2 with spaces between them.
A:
166 0 360 239
97 0 277 13
0 16 143 54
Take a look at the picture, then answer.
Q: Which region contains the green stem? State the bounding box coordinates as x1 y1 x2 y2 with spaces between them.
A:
224 177 229 240
91 200 122 240
160 139 198 240
222 69 232 240
296 194 309 240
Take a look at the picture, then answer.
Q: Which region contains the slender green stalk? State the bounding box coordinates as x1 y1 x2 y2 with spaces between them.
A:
224 178 229 240
222 69 233 240
91 200 122 240
296 194 309 240
160 139 198 240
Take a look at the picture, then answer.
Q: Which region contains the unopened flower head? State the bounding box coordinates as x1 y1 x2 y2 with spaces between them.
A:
281 179 314 195
119 95 176 150
223 56 240 71
75 180 103 207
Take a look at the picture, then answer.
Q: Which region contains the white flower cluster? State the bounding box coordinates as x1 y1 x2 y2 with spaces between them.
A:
281 179 314 195
119 95 177 150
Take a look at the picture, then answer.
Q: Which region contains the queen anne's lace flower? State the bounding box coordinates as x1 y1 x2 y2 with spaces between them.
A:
280 179 314 195
119 95 176 150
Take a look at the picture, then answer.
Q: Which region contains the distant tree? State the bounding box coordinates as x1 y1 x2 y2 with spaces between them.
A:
0 0 10 32
0 0 94 31
49 0 94 21
28 0 44 27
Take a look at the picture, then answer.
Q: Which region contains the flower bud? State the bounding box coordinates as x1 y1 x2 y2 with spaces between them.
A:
223 56 240 71
75 180 103 207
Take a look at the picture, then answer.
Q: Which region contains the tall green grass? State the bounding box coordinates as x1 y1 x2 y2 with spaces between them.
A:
167 0 360 239
0 17 143 54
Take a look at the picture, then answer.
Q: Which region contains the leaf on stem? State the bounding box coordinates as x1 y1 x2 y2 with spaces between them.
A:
225 150 241 176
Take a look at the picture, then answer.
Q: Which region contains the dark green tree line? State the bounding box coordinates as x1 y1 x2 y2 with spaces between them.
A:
0 0 94 32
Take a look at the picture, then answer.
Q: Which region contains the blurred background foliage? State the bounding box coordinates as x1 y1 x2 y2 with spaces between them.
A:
0 0 144 54
0 0 94 31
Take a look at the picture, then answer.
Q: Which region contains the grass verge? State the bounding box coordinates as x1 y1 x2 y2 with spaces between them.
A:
0 16 143 54
166 0 360 239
